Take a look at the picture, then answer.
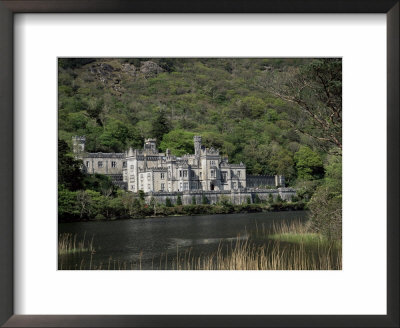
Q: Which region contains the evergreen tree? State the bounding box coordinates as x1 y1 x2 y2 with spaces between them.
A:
165 198 173 207
151 110 169 145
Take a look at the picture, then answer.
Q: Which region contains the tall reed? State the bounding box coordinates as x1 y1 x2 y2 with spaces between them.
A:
58 232 95 255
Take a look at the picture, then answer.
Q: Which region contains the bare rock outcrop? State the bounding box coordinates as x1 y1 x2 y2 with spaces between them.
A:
140 61 164 77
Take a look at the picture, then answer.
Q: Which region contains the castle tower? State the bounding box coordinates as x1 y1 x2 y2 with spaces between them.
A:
194 136 202 156
72 136 86 154
144 138 157 152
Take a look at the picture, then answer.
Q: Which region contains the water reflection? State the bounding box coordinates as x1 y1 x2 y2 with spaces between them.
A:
59 211 309 270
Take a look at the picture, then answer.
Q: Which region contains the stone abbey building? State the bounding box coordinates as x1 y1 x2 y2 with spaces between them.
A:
72 136 292 203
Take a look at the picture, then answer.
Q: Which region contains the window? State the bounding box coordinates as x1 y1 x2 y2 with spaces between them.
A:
130 175 135 182
161 173 165 179
179 170 182 177
147 173 151 180
123 161 127 168
86 161 90 168
98 161 103 168
221 171 227 182
147 184 150 190
131 185 134 190
183 170 187 178
211 170 215 178
237 171 241 177
111 161 117 168
233 182 237 189
140 174 144 180
200 172 202 179
130 165 134 169
161 183 165 191
191 171 194 177
183 182 188 190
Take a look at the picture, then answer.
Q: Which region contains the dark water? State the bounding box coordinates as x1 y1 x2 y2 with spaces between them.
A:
59 211 309 270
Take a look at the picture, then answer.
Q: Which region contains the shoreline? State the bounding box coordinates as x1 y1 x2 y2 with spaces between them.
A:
59 202 308 223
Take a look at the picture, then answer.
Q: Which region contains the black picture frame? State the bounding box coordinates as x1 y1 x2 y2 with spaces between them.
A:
0 1 398 327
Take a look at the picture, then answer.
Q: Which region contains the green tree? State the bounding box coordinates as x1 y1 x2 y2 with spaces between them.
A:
58 139 84 191
176 194 183 205
202 193 208 205
309 185 342 240
99 119 141 152
58 186 79 221
268 148 295 183
191 195 196 205
159 129 195 156
138 190 145 202
266 58 342 150
165 198 173 207
308 155 342 240
151 110 170 145
294 146 324 181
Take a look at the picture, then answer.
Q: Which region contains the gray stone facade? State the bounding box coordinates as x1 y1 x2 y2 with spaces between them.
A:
124 136 247 193
72 136 291 200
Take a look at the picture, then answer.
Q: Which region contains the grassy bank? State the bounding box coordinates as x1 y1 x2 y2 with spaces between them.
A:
59 192 307 222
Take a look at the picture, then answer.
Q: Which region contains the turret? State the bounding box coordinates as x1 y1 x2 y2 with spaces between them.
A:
72 136 85 154
144 138 157 152
275 175 285 187
194 135 202 156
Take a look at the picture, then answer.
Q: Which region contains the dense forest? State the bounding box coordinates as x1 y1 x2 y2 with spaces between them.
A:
58 58 342 240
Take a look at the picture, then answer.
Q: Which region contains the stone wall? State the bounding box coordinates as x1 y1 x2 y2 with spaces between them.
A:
246 175 285 188
144 188 296 205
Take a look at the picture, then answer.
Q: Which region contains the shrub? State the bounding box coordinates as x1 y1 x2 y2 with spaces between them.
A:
138 190 145 201
201 193 208 205
309 185 342 241
268 193 274 204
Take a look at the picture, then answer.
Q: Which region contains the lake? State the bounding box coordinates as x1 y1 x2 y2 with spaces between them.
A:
58 211 310 270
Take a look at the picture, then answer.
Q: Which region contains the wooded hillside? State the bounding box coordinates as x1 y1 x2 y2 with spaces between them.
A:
58 58 341 186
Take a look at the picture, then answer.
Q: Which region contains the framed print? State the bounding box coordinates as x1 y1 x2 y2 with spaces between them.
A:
0 1 398 327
